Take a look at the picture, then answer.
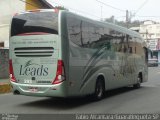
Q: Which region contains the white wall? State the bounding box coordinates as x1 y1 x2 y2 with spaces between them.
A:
0 0 25 47
0 25 9 48
0 0 25 24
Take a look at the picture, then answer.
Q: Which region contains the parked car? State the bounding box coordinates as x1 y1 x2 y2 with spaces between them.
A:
148 58 158 67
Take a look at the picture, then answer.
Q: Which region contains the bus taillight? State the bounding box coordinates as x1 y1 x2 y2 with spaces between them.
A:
52 60 65 84
9 60 17 82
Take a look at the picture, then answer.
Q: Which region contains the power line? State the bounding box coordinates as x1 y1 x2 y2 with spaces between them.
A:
49 1 101 19
127 0 149 22
135 15 160 21
137 16 160 18
95 0 126 12
134 0 149 15
19 0 101 19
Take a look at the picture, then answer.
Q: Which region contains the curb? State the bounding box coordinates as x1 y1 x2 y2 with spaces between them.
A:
0 83 11 94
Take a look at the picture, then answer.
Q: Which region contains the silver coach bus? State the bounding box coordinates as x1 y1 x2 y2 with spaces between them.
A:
9 9 148 100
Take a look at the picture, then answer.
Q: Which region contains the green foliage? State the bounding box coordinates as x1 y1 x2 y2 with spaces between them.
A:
54 6 69 11
104 16 142 28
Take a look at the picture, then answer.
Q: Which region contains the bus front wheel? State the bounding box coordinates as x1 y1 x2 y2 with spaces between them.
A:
93 79 105 101
133 74 142 89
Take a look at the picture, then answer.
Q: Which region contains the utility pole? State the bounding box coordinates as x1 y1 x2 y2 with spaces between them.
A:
126 10 129 28
101 5 103 21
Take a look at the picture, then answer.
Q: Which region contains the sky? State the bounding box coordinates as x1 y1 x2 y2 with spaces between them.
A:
47 0 160 22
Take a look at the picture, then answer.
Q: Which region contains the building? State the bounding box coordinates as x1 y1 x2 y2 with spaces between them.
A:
131 20 160 63
0 0 25 48
0 0 54 79
139 20 160 62
0 0 53 48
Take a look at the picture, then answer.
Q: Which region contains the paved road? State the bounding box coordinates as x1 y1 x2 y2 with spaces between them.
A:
0 67 160 114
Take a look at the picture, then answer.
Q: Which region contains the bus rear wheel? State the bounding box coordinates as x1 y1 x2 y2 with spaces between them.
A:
133 74 141 89
93 79 105 101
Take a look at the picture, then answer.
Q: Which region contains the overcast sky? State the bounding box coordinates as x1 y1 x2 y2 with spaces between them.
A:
47 0 160 22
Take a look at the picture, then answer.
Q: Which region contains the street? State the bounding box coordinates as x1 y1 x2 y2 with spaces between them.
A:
0 67 160 114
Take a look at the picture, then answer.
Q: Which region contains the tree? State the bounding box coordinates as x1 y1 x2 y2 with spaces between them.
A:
104 16 142 28
54 6 69 11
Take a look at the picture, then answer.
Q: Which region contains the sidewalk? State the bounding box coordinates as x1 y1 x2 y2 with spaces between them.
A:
0 78 11 94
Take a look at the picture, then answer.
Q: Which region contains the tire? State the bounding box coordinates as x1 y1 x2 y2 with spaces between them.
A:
133 75 141 89
93 79 105 101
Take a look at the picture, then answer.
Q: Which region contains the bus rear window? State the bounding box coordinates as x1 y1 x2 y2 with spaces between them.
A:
11 12 58 36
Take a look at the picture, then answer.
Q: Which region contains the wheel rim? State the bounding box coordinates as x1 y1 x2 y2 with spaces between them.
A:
96 82 103 98
136 76 141 88
137 77 140 84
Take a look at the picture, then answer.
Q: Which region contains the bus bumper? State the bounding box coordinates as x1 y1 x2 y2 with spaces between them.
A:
10 81 67 97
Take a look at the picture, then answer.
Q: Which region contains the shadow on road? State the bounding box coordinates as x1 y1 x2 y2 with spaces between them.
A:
19 86 145 110
105 87 135 98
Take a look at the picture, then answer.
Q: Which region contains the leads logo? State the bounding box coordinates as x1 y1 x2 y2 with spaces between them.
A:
19 60 48 76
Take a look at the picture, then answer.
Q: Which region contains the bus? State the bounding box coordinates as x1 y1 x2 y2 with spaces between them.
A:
9 9 148 100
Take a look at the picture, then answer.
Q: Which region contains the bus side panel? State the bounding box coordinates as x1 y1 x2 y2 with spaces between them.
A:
62 11 148 97
134 39 148 84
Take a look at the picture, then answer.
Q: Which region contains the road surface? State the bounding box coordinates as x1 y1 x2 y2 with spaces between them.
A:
0 67 160 114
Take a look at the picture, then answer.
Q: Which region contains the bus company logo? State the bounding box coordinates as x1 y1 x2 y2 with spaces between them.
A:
19 60 48 76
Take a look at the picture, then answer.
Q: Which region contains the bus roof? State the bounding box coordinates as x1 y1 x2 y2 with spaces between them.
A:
60 10 142 39
14 9 144 43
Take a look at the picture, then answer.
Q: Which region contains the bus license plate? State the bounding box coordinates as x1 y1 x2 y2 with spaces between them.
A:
29 87 38 92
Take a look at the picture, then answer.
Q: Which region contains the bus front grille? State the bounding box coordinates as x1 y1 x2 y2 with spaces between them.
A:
14 47 54 57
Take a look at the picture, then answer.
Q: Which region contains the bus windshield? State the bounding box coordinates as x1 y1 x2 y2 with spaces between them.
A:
11 12 58 36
